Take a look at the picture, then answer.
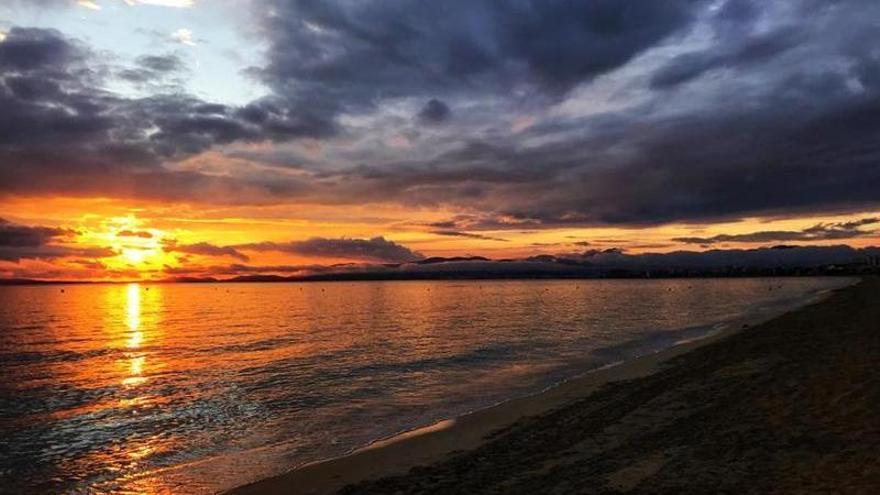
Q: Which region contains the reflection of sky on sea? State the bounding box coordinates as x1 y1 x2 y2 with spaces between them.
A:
0 277 853 494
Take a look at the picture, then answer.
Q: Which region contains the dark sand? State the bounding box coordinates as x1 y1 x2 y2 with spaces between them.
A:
231 277 879 495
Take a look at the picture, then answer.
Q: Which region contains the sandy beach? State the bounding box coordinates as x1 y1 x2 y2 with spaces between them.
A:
229 276 878 495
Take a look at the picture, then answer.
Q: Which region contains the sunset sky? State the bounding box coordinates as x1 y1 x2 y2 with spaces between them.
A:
1 0 879 280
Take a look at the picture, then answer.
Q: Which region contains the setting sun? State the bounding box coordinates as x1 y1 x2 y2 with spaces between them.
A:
121 248 148 265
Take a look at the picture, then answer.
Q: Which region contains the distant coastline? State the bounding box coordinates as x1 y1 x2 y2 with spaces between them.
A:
1 270 875 286
3 245 878 286
2 269 877 286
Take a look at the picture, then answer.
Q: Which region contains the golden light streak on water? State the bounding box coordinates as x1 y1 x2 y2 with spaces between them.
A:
126 283 143 347
0 277 855 494
123 283 147 386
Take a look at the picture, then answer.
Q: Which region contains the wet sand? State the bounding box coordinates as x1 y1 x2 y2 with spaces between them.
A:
229 277 879 495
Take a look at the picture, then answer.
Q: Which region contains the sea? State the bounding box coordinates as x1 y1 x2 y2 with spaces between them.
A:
0 277 853 494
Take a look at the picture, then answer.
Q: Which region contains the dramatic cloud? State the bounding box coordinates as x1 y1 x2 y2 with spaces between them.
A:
650 19 805 88
243 0 880 227
240 237 424 263
0 27 331 203
417 99 451 125
0 218 113 261
163 240 250 262
0 218 69 247
674 218 880 245
256 0 699 97
2 0 880 234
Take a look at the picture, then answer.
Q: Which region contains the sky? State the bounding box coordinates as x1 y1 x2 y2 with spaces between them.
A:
1 0 879 281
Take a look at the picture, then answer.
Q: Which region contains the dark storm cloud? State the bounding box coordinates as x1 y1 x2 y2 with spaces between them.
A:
650 26 803 88
254 0 701 122
674 218 880 245
0 26 83 71
239 237 424 263
329 0 880 227
0 218 69 247
650 0 803 89
0 218 114 261
0 27 332 202
163 240 250 262
282 0 880 227
417 99 451 125
3 0 880 229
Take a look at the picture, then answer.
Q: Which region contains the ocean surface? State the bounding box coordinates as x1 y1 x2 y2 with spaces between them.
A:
0 277 852 494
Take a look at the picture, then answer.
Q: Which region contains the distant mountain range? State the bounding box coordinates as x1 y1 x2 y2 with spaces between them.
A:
3 245 879 285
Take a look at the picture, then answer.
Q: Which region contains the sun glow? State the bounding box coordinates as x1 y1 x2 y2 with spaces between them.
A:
86 215 175 277
122 248 149 265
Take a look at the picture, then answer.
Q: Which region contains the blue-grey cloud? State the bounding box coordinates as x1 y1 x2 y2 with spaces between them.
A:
2 0 880 230
0 27 331 202
417 99 451 125
254 0 700 120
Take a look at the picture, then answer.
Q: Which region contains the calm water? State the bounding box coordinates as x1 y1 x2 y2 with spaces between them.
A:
0 277 852 494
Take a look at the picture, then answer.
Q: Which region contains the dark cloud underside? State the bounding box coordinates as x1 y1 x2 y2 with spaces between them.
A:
239 237 424 263
1 0 879 228
0 218 113 261
163 241 250 262
674 218 880 245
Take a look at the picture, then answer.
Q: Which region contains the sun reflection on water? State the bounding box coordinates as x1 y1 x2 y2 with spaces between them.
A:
100 282 174 494
126 283 142 346
123 283 147 386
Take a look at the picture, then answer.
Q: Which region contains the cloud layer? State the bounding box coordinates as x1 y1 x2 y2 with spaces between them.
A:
0 218 114 261
163 245 880 281
239 237 424 263
674 218 880 245
2 0 880 231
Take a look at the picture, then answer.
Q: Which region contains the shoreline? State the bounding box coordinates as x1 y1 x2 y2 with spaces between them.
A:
227 277 858 495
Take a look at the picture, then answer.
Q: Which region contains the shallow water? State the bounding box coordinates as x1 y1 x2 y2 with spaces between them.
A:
0 277 852 494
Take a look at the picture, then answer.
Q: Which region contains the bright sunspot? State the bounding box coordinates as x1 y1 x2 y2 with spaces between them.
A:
122 249 148 265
